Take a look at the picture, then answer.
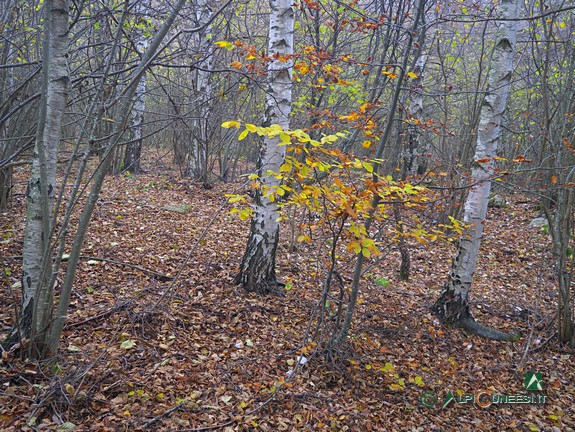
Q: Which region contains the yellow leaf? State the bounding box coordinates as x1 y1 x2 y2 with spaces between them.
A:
238 129 249 141
407 71 418 79
347 241 361 254
362 161 374 173
227 194 245 203
215 40 234 50
279 132 291 144
239 209 252 221
222 120 240 129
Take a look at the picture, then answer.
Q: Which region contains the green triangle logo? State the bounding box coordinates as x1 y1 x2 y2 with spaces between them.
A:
442 391 455 408
524 372 543 391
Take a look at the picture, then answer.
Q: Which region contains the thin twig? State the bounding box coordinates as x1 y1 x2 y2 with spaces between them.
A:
76 255 173 281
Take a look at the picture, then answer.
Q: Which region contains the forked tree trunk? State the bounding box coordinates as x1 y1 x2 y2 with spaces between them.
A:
432 0 521 341
235 0 294 294
11 0 69 356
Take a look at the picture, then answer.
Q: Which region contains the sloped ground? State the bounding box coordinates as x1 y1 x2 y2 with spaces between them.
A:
1 166 573 431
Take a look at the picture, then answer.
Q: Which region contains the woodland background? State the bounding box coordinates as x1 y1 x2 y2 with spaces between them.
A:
1 0 575 430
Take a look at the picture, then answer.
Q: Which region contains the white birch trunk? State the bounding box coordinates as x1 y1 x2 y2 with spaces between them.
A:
403 51 427 177
188 0 212 182
433 0 520 341
17 0 69 354
123 0 150 174
236 0 294 294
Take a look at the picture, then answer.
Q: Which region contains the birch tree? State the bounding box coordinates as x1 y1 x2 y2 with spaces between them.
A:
187 0 212 183
235 0 294 294
123 0 151 174
432 0 521 341
12 0 69 355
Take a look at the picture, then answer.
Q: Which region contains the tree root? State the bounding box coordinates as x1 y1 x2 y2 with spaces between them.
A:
452 316 522 342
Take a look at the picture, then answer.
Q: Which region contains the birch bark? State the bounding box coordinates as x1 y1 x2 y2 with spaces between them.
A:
187 0 212 183
236 0 294 294
16 0 69 356
432 0 521 341
123 0 150 174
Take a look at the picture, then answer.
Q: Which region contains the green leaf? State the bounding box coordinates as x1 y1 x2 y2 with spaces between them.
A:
279 132 291 144
362 161 374 173
382 362 394 373
57 422 76 431
120 340 136 349
374 277 390 287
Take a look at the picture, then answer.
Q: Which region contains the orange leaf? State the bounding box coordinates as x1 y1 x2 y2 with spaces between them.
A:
551 175 557 184
230 61 243 69
476 157 491 164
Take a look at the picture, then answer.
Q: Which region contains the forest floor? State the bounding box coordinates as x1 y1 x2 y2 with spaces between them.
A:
1 161 574 431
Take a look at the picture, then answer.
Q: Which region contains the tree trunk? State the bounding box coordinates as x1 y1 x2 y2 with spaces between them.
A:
47 0 188 356
11 0 69 357
236 0 294 294
335 0 424 346
123 0 150 174
553 185 574 344
187 0 212 183
432 0 521 342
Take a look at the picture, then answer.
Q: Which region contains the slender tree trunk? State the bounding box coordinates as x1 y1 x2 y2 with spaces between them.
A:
187 0 212 183
123 0 150 174
335 0 424 345
0 1 15 211
11 0 69 357
553 183 574 344
396 11 428 281
47 0 188 356
432 0 521 341
235 0 294 294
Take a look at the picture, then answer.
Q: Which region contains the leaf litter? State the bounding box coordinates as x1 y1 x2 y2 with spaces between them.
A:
0 167 573 431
